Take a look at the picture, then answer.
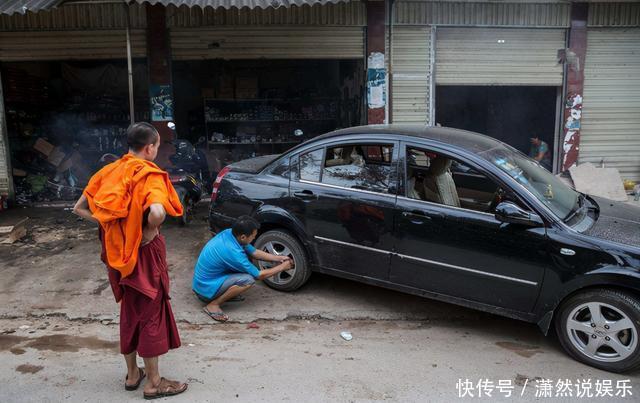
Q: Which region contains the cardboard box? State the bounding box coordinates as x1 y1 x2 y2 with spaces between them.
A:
47 147 66 167
57 151 91 184
72 160 91 184
56 151 82 173
33 138 54 157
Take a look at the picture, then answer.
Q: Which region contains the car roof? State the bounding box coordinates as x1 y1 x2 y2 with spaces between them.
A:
310 124 504 154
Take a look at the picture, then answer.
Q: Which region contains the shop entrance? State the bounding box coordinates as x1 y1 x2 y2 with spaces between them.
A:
172 59 364 175
2 60 148 204
436 86 559 170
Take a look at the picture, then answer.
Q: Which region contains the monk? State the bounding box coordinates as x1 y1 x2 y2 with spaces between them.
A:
73 122 188 399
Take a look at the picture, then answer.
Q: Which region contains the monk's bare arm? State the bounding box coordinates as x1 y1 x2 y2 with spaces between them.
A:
147 203 166 228
142 203 165 243
72 195 98 224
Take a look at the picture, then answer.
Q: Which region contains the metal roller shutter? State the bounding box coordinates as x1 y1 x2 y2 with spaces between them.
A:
0 30 147 61
391 26 431 124
580 28 640 181
170 26 365 60
436 27 565 86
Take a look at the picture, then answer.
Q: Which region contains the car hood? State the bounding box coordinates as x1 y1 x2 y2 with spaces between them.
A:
584 196 640 249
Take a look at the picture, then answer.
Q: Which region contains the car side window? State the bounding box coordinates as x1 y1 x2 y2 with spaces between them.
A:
322 144 394 194
299 149 324 182
406 146 502 214
268 157 290 179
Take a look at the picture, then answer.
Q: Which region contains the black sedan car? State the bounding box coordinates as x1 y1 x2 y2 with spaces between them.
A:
209 125 640 373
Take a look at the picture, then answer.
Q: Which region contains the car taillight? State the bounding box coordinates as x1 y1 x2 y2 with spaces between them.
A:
211 166 231 202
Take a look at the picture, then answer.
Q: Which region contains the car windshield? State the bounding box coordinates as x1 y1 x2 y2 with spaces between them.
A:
477 144 579 220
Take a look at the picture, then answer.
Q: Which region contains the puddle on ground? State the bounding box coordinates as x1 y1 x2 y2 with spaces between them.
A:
1 334 117 353
0 335 24 351
495 341 543 358
16 364 44 374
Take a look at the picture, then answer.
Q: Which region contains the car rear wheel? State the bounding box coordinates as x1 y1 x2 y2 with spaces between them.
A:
254 230 311 292
555 289 640 373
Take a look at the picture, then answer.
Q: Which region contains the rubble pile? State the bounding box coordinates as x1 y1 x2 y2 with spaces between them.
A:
13 138 96 205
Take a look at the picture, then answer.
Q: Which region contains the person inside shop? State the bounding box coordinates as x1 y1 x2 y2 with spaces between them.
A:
73 122 188 399
193 216 294 323
529 135 552 170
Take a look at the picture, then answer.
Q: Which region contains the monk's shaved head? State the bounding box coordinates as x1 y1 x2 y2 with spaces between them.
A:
127 122 159 152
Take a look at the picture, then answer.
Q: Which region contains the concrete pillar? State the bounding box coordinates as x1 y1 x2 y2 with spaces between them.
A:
366 0 386 124
0 69 14 203
560 2 588 171
146 4 174 143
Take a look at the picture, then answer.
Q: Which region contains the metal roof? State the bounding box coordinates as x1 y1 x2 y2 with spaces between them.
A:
130 0 352 10
0 0 352 16
0 0 63 15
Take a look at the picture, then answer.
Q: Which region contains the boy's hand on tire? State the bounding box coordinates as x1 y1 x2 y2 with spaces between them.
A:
274 255 289 263
281 259 294 271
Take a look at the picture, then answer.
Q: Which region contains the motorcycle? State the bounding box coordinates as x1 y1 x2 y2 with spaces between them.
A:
166 122 207 226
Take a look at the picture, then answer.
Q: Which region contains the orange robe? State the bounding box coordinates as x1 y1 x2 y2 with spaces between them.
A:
84 154 183 278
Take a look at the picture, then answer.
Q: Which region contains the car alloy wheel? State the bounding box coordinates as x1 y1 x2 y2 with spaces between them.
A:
565 302 637 363
258 240 297 285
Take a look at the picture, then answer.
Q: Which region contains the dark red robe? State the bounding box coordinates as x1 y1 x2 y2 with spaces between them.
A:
102 232 181 358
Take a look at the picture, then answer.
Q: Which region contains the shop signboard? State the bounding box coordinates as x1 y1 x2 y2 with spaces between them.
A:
150 84 174 122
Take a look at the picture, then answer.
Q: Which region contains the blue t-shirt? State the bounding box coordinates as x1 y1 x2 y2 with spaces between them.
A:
192 229 260 298
530 141 551 168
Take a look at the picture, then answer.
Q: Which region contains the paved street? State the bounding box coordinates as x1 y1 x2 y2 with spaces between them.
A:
0 205 639 402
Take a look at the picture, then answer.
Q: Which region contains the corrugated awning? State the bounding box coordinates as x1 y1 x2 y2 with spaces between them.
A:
130 0 351 10
0 0 63 15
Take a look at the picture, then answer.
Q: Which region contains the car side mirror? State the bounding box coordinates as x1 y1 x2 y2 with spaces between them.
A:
495 201 544 227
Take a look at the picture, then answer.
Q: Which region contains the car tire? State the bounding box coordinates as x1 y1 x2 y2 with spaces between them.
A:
254 229 311 292
555 288 640 373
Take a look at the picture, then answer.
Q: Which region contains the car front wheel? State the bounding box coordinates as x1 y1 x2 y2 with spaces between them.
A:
254 229 311 292
555 288 640 373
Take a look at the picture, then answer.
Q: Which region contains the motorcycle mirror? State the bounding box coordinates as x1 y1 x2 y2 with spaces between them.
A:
167 122 176 130
294 129 303 137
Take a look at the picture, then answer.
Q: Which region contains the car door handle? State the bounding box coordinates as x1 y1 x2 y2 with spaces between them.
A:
403 210 427 217
293 190 316 200
402 210 432 224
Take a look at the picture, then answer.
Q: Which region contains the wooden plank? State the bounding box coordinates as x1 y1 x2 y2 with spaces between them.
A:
0 225 26 244
0 217 28 233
